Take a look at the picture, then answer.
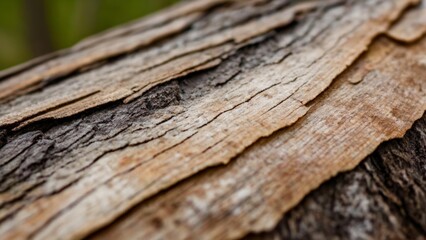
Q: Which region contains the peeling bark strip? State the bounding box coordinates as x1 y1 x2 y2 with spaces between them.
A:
387 1 426 43
0 0 425 240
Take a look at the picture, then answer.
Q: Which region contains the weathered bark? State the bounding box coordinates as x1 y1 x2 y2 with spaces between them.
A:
246 113 426 240
0 0 425 239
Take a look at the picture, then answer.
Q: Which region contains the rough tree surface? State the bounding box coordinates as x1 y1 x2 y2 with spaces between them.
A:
0 0 425 239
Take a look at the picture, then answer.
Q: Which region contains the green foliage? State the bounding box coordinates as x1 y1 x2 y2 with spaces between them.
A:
0 0 179 70
0 1 29 70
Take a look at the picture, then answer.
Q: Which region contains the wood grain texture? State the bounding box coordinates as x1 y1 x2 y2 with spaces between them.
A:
0 0 424 239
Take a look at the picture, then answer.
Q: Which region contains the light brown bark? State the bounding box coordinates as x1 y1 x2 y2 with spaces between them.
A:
0 0 425 239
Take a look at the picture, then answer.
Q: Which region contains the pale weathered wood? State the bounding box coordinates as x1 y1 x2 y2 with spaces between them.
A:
0 0 425 239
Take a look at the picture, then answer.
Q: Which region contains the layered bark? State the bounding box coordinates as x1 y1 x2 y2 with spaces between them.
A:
246 113 426 239
0 0 425 239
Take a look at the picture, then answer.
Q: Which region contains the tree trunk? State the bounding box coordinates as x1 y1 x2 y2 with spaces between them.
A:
0 0 425 239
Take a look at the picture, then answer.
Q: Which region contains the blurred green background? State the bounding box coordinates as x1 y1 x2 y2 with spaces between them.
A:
0 0 179 70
